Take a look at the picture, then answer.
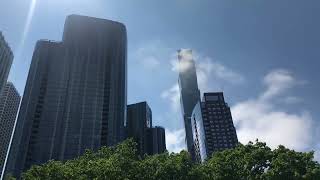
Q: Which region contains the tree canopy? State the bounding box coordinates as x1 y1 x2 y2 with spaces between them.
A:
8 139 320 180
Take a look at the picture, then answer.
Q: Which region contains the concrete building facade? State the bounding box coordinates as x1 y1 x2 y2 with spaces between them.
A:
191 92 238 162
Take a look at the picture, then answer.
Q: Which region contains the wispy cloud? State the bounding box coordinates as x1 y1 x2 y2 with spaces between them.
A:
161 83 180 112
140 56 160 69
282 96 303 104
260 69 298 100
232 100 313 150
166 128 186 153
134 41 168 69
196 58 245 91
232 69 316 151
171 49 194 73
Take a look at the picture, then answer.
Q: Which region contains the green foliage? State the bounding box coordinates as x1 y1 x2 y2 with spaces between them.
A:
19 139 320 180
199 140 320 180
136 151 195 180
4 173 16 180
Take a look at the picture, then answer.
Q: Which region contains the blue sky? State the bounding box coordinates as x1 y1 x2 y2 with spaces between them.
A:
0 0 319 158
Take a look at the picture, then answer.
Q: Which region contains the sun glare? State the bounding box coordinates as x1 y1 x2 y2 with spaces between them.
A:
18 0 37 54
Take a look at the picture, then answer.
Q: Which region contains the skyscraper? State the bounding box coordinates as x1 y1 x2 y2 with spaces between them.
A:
145 126 166 155
191 92 238 162
126 102 152 156
0 83 20 176
0 32 13 94
6 15 127 176
178 49 201 158
126 102 166 156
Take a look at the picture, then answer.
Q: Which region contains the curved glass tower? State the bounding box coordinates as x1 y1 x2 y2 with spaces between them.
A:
6 15 127 177
177 49 201 159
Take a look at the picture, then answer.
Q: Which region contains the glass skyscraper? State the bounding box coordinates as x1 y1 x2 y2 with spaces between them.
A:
191 92 238 162
0 32 13 95
126 101 152 156
145 126 166 155
0 82 20 177
178 49 201 159
126 101 166 156
6 15 127 177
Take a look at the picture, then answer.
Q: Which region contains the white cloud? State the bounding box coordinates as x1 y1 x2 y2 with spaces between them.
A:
161 83 180 112
166 128 186 153
172 49 194 73
261 69 297 100
197 58 245 91
232 69 315 151
170 51 244 91
232 100 313 150
140 56 160 69
134 41 165 69
171 58 193 73
199 58 245 85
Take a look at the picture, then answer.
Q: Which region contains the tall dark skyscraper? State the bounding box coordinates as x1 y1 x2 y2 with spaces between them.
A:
191 92 238 162
6 15 127 176
178 49 201 158
126 102 152 156
126 101 166 156
145 126 166 155
0 32 13 94
0 82 20 176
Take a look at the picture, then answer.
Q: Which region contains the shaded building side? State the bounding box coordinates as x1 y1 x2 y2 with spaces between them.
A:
145 126 166 155
126 101 152 156
6 15 127 177
0 83 20 176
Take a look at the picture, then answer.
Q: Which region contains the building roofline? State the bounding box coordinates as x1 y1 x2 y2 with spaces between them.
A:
66 14 126 29
5 82 20 97
127 101 148 107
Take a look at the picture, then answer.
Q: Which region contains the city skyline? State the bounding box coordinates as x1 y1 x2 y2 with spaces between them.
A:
1 0 319 162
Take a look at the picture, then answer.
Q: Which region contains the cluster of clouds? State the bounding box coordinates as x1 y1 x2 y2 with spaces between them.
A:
165 128 186 153
135 41 319 159
232 69 314 151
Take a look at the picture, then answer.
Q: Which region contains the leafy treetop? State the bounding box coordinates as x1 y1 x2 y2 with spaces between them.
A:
7 139 320 180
